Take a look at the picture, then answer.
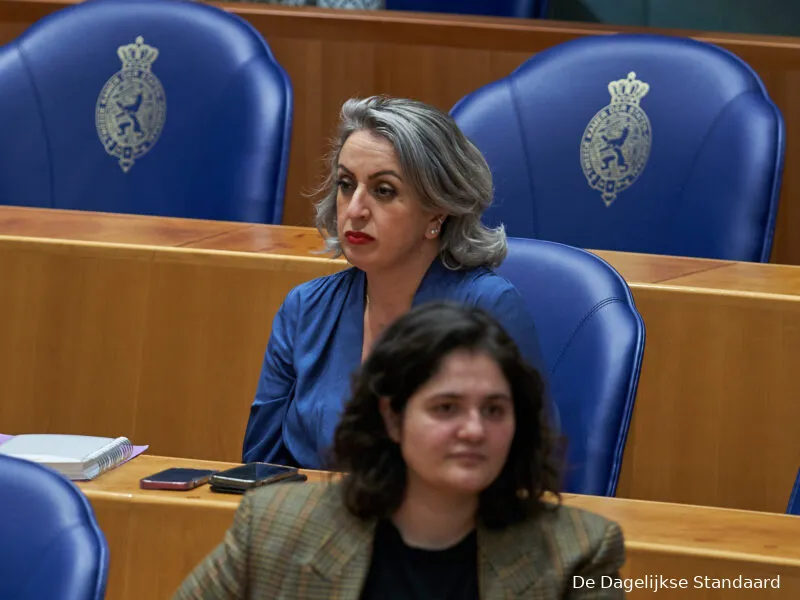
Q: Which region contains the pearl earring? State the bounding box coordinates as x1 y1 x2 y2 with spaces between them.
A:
430 229 438 235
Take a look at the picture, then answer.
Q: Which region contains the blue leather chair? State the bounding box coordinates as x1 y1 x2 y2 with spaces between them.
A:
385 0 548 18
452 34 785 262
496 237 645 496
0 455 108 600
788 468 800 515
0 0 292 223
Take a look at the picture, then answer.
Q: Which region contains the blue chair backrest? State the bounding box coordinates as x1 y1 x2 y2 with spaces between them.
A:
496 237 645 496
0 455 108 600
0 0 292 223
788 468 800 515
385 0 547 18
452 34 785 262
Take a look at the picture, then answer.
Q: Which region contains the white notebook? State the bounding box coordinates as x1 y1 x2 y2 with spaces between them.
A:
0 434 133 480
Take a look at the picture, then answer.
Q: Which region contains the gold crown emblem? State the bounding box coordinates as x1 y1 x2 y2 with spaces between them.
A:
116 36 159 71
607 72 649 105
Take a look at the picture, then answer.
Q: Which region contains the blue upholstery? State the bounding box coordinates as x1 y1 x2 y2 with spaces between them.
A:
385 0 548 18
452 34 785 262
788 468 800 515
0 455 108 600
496 237 645 496
0 0 292 223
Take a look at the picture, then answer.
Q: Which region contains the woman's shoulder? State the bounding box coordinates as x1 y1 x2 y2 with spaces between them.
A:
432 259 518 302
510 503 624 562
457 266 526 311
467 267 517 296
542 502 622 540
481 504 624 594
289 267 358 300
280 267 359 314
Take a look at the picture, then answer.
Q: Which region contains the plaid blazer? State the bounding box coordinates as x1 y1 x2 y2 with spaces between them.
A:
173 481 626 599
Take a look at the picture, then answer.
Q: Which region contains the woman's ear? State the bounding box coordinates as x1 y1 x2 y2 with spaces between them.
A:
425 214 446 240
379 397 402 443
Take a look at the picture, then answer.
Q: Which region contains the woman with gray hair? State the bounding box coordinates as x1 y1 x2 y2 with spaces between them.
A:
242 96 553 469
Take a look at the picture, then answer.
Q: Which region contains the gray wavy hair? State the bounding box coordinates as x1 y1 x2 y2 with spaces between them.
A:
314 96 507 269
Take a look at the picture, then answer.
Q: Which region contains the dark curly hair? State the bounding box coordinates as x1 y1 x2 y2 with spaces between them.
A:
330 301 562 529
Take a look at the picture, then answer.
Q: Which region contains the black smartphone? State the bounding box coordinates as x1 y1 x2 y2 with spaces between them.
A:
209 462 307 494
140 468 217 491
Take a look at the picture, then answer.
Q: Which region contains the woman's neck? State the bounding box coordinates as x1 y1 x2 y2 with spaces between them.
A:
390 477 478 550
365 245 439 322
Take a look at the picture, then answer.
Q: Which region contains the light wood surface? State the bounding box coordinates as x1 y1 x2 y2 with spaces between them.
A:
77 455 800 600
77 455 334 600
2 206 800 514
1 0 800 265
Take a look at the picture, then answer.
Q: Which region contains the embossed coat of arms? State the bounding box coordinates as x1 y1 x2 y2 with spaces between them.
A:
580 72 652 206
95 36 167 172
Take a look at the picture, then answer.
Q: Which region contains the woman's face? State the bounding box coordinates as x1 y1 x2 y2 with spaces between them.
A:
335 130 443 273
381 349 515 499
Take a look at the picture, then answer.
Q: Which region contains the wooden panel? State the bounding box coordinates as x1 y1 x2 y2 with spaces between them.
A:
77 456 800 600
616 286 800 512
0 239 151 438
591 249 731 284
90 500 134 600
663 261 800 296
3 207 800 511
0 234 346 460
1 2 800 264
183 223 332 255
0 205 735 283
0 206 247 247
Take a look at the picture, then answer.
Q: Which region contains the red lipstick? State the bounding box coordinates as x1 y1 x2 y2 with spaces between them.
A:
344 231 375 245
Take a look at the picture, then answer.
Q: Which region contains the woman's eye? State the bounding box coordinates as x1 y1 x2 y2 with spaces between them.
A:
484 404 507 418
337 179 353 192
375 185 396 199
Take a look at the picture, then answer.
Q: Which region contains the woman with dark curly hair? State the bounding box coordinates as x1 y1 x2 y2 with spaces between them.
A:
175 302 624 600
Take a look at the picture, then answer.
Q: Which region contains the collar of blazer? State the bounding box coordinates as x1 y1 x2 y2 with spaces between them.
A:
302 484 549 598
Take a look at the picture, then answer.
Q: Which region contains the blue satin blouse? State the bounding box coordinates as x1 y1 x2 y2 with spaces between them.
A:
242 257 553 469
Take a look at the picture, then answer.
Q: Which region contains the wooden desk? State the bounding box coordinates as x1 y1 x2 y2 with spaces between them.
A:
77 455 800 600
1 1 800 265
78 455 334 600
2 206 800 514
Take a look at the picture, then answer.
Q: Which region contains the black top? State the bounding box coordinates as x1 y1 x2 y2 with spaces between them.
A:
359 519 480 600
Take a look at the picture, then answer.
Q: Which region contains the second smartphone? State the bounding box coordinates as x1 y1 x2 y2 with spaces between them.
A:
209 462 307 494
